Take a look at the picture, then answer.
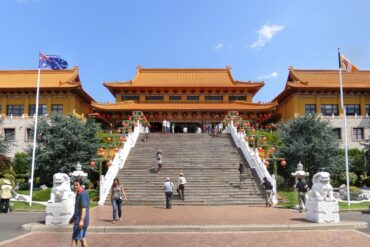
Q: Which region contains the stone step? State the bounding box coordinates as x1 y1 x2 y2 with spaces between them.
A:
105 133 264 206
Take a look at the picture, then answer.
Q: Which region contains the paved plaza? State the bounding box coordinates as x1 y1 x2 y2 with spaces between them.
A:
1 205 370 246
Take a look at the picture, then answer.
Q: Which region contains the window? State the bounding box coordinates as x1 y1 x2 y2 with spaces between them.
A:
51 104 63 114
345 104 360 116
145 95 163 101
205 95 223 101
121 95 140 101
229 95 246 101
186 95 199 101
169 95 182 101
29 104 47 116
305 104 316 115
366 104 370 116
332 128 341 140
7 105 24 116
320 104 338 116
26 128 34 141
4 128 15 141
353 128 364 140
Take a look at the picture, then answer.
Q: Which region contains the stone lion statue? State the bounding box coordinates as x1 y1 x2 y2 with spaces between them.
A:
307 172 336 202
49 173 72 203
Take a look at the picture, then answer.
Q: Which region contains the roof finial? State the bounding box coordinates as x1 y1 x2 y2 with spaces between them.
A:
137 65 143 70
226 65 231 69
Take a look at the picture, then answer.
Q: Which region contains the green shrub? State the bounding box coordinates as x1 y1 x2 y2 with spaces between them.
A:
349 186 360 192
32 188 51 202
339 172 358 186
363 177 370 187
88 189 99 202
276 175 285 188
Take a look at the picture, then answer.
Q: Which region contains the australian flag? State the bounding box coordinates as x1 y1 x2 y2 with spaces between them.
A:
39 53 68 70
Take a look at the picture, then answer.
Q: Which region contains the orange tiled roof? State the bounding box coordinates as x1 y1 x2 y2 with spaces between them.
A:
0 67 95 103
104 66 264 90
91 101 277 112
273 67 370 102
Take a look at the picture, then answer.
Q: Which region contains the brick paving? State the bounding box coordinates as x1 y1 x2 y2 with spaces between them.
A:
1 205 369 246
2 230 370 247
90 205 312 226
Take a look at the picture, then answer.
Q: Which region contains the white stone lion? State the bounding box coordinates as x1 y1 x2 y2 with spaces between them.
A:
49 173 72 203
307 172 336 202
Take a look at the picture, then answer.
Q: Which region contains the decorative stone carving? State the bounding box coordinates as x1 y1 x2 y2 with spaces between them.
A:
49 173 73 203
69 162 88 183
305 172 340 223
45 173 75 225
307 172 335 202
291 161 309 182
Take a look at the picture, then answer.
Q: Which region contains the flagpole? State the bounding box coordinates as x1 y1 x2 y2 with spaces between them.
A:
29 54 41 207
338 48 351 206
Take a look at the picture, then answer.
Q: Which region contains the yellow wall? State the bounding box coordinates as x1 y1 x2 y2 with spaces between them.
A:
277 93 370 120
117 89 250 104
0 92 91 117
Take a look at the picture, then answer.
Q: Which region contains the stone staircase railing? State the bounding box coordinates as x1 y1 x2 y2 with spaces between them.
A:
98 121 140 205
228 122 277 204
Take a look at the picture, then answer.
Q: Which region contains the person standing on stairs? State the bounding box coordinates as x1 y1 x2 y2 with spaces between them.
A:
238 163 246 186
163 177 175 209
111 178 127 224
155 151 163 173
177 173 187 201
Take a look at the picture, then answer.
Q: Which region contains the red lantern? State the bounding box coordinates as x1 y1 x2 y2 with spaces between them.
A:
281 160 287 168
107 137 112 142
182 112 188 119
99 147 105 153
201 112 207 119
153 112 159 119
89 161 96 167
120 136 127 142
172 112 177 119
192 112 197 119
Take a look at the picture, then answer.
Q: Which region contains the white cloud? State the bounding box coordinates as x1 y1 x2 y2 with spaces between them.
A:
250 23 285 49
257 72 278 80
213 43 232 52
213 43 225 50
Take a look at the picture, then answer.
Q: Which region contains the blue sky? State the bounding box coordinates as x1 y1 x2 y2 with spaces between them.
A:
1 0 369 103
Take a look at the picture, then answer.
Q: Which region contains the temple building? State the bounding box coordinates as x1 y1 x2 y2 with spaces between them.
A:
1 65 370 157
274 67 370 148
0 67 94 156
91 66 277 132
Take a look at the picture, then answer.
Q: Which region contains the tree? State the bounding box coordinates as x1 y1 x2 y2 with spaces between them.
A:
29 113 101 186
0 118 10 159
276 114 342 181
13 152 29 175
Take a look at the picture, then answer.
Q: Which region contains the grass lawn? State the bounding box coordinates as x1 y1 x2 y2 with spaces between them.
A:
12 201 46 211
278 190 369 210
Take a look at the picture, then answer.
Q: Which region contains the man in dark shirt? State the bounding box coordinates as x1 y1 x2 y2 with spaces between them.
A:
70 179 90 247
262 177 273 207
295 178 308 212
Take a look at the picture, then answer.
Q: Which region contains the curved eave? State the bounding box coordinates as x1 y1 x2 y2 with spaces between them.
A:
91 102 277 112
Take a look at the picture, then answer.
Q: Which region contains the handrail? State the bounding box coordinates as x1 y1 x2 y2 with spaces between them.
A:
98 121 140 205
228 122 277 204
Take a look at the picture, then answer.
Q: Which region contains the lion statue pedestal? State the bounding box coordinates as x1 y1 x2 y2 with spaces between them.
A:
45 173 75 225
305 172 340 223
